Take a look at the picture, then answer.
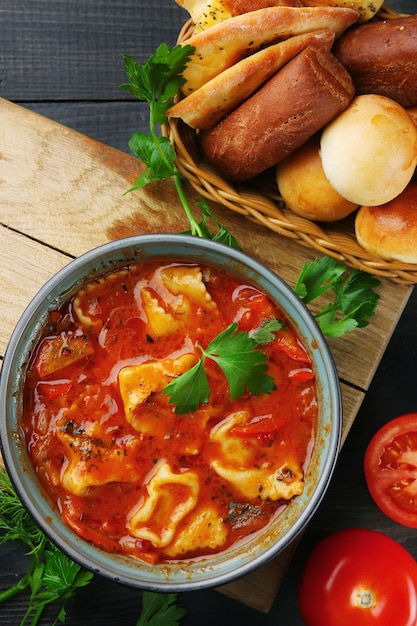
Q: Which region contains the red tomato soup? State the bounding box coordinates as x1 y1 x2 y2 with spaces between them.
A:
22 261 318 564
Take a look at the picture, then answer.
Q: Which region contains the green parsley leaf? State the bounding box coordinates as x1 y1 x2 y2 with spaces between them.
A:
128 133 176 190
294 256 345 304
337 269 381 326
42 545 93 598
163 323 276 415
251 318 285 345
180 196 241 249
206 323 275 399
136 591 187 626
120 44 193 124
294 257 380 338
164 359 210 415
195 197 241 250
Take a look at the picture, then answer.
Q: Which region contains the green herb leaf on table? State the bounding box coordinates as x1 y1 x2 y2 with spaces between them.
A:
295 256 381 338
120 45 240 248
128 133 176 188
163 322 276 415
0 467 46 556
42 545 93 598
136 591 187 626
0 466 93 625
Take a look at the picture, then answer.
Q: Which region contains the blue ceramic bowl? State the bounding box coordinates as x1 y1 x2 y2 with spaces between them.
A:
0 234 342 591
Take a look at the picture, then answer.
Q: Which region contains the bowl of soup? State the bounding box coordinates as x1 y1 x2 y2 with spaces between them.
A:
0 234 341 590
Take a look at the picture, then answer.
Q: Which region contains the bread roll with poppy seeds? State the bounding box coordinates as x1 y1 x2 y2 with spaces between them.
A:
176 0 304 31
181 6 359 94
168 29 335 130
201 45 354 182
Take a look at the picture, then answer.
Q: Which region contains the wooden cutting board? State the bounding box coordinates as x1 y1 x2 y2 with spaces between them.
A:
0 97 412 612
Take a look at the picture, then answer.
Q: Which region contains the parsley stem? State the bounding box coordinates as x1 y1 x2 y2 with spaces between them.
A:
27 605 45 626
148 102 204 239
0 573 29 603
172 171 205 238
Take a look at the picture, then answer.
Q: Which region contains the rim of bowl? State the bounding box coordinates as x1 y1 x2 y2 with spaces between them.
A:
0 233 342 591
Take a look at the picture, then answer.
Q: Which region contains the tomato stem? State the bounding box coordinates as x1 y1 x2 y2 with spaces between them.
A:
356 589 376 609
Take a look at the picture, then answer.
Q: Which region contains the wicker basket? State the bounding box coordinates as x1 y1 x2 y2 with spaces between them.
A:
164 4 417 285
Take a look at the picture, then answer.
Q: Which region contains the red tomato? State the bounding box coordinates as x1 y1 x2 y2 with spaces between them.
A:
34 333 94 378
364 413 417 528
231 413 290 438
298 528 417 626
272 328 312 364
38 379 73 398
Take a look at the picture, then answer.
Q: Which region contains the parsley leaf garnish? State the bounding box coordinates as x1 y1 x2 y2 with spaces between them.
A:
251 318 285 345
295 256 381 338
136 591 187 626
120 45 240 249
163 322 276 415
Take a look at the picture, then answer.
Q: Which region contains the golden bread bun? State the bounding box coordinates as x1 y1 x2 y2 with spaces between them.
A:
320 95 417 206
355 180 417 263
276 135 358 221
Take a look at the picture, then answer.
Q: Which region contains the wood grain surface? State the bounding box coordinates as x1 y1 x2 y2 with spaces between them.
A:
0 1 416 624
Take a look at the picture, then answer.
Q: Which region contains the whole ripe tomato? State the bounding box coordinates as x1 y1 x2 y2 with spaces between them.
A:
298 528 417 626
364 412 417 528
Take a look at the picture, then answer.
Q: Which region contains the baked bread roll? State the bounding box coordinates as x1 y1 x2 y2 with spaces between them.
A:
276 134 358 221
320 95 417 207
181 6 359 93
201 45 354 182
333 15 417 108
355 180 417 264
168 29 335 130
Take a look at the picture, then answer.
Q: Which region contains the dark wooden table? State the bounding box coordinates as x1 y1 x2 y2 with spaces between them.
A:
1 1 416 624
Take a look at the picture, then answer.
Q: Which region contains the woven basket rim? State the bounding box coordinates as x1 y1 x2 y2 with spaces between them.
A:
165 3 417 285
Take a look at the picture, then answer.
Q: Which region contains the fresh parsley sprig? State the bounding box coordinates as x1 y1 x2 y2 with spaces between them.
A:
136 591 187 626
295 256 381 338
0 466 93 626
120 44 240 249
163 321 278 415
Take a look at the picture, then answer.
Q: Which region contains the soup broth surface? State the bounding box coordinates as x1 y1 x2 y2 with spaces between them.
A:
22 260 318 563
